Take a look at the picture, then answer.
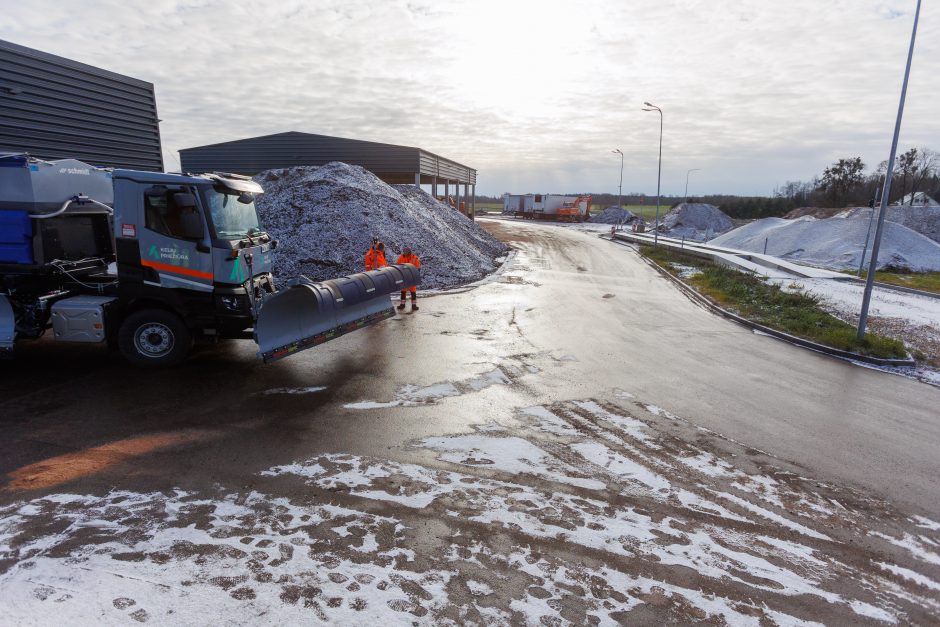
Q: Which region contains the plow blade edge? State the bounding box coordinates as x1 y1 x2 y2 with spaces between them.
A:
254 263 420 363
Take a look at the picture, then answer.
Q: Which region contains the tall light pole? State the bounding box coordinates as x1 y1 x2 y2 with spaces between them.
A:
612 149 623 210
642 102 663 245
685 168 701 201
858 0 921 340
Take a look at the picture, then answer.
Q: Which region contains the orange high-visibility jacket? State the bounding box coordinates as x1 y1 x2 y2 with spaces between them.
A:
364 248 387 271
396 253 421 291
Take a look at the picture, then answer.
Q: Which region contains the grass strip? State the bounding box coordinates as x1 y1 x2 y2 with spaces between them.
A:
855 270 940 295
640 246 908 360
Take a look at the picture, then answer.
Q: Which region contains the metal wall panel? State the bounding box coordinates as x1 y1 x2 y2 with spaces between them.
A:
419 151 476 185
181 131 476 185
0 39 163 171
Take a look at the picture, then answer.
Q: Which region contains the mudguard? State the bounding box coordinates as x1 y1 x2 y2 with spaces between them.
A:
254 263 420 363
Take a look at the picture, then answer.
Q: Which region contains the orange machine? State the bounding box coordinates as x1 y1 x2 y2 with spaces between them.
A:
436 195 468 215
555 195 592 222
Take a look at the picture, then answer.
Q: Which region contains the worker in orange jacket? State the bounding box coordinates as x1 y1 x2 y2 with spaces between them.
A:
364 239 387 271
396 246 421 311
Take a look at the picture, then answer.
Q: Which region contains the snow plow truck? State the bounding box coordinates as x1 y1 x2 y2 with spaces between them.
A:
0 153 419 366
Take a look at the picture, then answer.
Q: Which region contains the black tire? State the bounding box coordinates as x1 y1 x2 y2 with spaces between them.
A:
118 309 192 368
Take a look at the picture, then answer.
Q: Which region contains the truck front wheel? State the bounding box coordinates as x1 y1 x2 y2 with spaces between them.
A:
118 309 192 367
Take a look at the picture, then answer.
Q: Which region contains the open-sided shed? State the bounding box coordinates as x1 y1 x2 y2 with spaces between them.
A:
179 131 477 213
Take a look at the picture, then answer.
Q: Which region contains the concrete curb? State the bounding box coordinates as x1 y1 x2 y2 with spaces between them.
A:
633 251 916 368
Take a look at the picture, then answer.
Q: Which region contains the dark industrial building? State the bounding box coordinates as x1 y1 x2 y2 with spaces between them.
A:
179 131 477 212
0 38 163 171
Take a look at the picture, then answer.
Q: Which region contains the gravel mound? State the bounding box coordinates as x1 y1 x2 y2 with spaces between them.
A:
710 215 940 272
254 162 508 289
837 205 940 245
589 206 636 224
659 203 734 241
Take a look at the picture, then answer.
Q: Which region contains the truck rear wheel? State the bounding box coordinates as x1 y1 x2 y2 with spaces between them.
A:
118 309 191 367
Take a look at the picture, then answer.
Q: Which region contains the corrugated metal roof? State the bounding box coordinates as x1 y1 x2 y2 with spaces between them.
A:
180 131 476 185
0 38 163 171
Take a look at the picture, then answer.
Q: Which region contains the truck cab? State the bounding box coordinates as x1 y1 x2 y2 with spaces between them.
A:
111 169 276 361
1 155 276 366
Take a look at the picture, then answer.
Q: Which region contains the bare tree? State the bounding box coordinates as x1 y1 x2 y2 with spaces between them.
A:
910 148 938 204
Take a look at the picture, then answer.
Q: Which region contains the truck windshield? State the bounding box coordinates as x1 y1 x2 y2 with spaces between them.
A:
202 187 263 239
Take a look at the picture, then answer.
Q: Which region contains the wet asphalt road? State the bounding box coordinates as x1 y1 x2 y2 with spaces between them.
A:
3 218 940 624
1 218 938 516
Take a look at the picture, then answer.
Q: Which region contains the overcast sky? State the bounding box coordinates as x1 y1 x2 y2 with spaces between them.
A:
3 0 938 197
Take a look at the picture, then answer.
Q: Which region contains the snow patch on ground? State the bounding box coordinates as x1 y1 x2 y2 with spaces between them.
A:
0 490 446 625
4 395 939 624
420 433 607 490
771 277 940 328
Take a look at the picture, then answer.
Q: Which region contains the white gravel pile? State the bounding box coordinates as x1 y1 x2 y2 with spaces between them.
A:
589 206 636 224
710 215 940 272
659 203 734 241
837 205 940 244
254 162 508 289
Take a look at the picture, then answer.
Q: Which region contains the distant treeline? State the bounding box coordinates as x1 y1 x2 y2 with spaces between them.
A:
485 146 940 220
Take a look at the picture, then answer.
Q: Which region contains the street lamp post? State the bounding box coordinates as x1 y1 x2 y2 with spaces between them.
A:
642 102 663 245
612 149 623 210
858 0 921 340
685 168 700 201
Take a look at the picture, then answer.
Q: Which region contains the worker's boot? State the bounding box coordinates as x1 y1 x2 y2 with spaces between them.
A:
397 291 406 310
411 294 418 311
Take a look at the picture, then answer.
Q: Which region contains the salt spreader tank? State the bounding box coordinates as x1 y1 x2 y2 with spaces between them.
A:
0 153 418 366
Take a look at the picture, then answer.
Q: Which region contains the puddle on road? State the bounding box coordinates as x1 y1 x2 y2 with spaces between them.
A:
259 386 328 396
342 358 536 410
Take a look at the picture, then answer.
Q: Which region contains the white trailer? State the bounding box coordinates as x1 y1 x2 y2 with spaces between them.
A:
504 194 591 222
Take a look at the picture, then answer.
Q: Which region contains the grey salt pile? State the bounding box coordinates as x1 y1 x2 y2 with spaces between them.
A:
710 215 940 272
589 206 637 224
253 162 508 289
837 205 940 245
659 203 734 241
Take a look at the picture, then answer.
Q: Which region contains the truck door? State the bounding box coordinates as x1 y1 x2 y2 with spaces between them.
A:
139 186 214 294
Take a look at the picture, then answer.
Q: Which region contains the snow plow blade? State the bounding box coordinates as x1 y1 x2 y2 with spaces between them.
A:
254 263 420 363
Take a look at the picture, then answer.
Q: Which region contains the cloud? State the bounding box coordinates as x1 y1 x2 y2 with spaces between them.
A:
2 0 938 196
